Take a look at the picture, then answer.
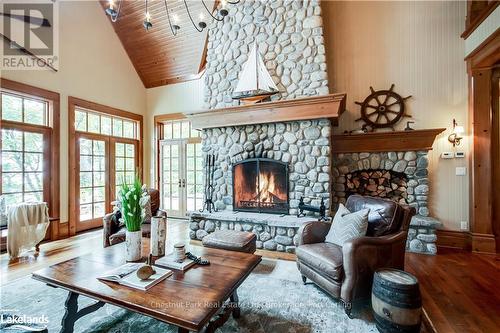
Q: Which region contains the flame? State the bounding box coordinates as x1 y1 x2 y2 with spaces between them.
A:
257 171 277 202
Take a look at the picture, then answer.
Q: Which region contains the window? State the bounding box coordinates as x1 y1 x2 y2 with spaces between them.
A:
0 80 60 230
69 97 143 234
74 107 139 139
162 119 200 140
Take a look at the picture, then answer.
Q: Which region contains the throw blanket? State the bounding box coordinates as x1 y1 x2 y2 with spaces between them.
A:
7 202 49 259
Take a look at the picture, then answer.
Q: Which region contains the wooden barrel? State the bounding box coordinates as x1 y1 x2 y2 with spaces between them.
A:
372 268 422 333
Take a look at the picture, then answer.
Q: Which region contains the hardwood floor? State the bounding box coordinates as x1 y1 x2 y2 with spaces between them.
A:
2 220 499 333
405 248 500 333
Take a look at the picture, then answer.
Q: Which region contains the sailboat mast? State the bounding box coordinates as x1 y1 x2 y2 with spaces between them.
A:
255 43 259 91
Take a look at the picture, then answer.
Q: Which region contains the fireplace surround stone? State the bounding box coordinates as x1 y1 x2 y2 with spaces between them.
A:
332 150 440 254
201 119 332 215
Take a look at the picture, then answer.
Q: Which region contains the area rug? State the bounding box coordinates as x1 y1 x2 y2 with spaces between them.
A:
0 259 377 333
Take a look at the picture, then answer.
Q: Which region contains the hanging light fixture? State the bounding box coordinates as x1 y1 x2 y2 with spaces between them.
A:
143 0 153 31
105 0 239 34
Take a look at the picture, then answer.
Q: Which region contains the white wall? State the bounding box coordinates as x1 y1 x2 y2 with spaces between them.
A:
1 0 146 223
144 78 205 187
323 1 469 231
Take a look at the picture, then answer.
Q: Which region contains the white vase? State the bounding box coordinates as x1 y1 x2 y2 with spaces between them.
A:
126 230 142 262
151 217 167 256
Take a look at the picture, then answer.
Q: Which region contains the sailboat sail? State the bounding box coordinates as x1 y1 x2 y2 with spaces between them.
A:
234 43 278 94
257 52 278 91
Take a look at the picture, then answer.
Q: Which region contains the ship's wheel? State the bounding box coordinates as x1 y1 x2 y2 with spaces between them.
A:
355 84 412 131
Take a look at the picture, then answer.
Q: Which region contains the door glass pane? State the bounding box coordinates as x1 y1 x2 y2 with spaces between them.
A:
78 138 107 221
114 141 136 199
2 129 23 151
185 143 204 212
160 142 181 213
24 132 43 152
1 128 46 203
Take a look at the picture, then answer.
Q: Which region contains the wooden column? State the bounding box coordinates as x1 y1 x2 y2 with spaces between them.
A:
469 68 497 253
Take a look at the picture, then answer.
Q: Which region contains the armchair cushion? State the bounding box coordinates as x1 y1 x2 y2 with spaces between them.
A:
325 203 369 246
345 195 404 237
296 242 344 282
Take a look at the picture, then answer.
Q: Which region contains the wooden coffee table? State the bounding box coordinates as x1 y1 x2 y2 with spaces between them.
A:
32 241 262 333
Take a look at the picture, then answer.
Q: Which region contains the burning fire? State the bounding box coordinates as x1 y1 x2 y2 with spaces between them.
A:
257 171 278 202
233 162 287 207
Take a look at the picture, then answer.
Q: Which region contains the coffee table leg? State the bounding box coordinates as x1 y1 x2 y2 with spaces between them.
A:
230 290 240 319
177 328 189 333
60 291 105 333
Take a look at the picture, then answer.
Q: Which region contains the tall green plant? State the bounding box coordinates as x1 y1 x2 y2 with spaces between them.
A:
119 175 144 232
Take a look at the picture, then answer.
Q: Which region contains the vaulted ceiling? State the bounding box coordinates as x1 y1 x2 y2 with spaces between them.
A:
100 0 213 88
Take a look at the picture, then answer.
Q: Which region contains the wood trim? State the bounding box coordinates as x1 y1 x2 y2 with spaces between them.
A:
147 72 205 89
154 113 186 123
331 128 446 153
436 230 471 251
466 24 500 253
0 79 60 239
186 93 347 129
68 97 144 236
465 27 500 66
462 1 499 39
471 232 497 253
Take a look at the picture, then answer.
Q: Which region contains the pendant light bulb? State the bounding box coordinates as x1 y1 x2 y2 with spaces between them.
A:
143 11 152 30
106 0 117 17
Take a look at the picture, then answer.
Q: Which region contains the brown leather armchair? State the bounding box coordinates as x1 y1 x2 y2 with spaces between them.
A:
103 188 167 247
296 195 415 316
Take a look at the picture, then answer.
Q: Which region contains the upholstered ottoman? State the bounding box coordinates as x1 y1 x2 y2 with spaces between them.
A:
202 230 257 254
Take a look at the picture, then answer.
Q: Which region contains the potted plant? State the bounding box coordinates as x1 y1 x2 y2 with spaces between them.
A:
119 175 147 261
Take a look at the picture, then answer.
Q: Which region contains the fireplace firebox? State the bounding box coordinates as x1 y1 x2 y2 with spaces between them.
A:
233 158 289 214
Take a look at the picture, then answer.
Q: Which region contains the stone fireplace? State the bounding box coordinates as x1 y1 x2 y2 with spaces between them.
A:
331 129 446 255
233 158 289 214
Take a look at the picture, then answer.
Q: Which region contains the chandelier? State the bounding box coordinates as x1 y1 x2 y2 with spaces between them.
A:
105 0 240 35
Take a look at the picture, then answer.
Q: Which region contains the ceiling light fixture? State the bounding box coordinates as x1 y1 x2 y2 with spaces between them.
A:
105 0 239 34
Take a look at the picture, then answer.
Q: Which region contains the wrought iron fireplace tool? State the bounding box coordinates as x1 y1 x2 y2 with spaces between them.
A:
200 154 218 213
297 196 329 221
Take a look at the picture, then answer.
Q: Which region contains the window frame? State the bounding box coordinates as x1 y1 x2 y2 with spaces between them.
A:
68 97 143 236
0 78 60 238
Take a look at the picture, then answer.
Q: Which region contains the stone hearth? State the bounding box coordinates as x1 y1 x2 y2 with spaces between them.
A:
190 211 317 253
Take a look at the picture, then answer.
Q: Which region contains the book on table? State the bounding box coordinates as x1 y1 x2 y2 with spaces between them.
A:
155 253 195 271
98 263 172 291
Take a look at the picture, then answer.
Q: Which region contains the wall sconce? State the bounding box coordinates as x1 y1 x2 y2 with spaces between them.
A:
448 119 464 147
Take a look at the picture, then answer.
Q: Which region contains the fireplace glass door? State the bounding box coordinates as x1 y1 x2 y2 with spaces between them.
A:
233 158 289 214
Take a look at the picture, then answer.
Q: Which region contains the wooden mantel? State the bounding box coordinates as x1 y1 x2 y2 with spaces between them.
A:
186 93 346 129
332 128 446 153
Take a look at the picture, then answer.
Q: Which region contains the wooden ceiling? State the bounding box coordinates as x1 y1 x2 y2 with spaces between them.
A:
100 0 213 88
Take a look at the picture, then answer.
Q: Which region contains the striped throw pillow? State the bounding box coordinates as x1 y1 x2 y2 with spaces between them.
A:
325 203 369 247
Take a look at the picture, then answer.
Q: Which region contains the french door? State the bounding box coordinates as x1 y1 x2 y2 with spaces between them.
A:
76 133 138 232
160 139 203 218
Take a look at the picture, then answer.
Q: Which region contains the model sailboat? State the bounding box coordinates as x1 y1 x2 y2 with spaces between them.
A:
232 42 280 105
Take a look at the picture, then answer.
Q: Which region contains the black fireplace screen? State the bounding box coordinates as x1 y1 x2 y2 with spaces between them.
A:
233 158 289 214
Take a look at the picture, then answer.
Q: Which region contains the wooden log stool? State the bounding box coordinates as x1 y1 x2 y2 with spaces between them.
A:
202 230 257 254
